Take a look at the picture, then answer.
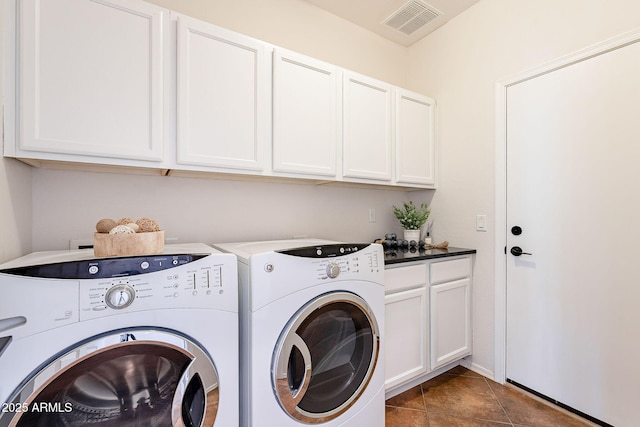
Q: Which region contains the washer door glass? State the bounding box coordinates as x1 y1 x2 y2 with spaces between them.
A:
3 329 219 427
272 291 380 423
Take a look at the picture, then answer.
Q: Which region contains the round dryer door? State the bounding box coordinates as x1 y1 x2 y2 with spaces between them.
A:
1 329 220 427
272 291 380 423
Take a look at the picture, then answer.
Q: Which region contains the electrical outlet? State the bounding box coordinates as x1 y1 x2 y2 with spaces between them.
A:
369 208 376 223
69 239 93 250
70 237 179 250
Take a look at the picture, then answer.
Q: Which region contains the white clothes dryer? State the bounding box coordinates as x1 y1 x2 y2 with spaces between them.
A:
0 243 238 427
213 239 384 427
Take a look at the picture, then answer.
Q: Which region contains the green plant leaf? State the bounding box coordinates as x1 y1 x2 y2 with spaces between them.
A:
392 201 430 230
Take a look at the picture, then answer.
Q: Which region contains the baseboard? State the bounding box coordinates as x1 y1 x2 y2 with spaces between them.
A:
384 361 460 400
459 358 495 382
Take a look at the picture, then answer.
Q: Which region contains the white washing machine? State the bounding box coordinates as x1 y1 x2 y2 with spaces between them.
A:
0 243 238 427
213 239 385 427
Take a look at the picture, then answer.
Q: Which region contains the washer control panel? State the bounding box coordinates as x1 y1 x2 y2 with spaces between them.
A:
326 263 341 279
105 284 135 309
1 253 206 279
78 253 234 320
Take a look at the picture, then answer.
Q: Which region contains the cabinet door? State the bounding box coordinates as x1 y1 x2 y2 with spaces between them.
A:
342 72 392 181
430 278 471 370
384 287 429 390
395 89 436 186
272 49 340 177
18 0 165 162
176 16 269 172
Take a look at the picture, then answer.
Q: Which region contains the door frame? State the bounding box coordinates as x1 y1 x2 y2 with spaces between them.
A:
493 27 640 384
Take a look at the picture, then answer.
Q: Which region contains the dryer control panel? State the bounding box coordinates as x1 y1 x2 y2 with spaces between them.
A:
278 243 382 282
313 251 381 282
249 242 384 312
279 243 371 258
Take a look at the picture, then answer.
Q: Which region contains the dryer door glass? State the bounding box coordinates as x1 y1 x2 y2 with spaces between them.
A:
3 330 219 427
273 291 380 423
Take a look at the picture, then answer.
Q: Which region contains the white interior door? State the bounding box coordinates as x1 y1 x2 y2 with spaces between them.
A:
506 38 640 427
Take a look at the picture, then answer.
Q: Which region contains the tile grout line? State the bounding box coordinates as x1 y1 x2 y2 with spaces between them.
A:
419 383 428 414
483 376 516 427
422 371 516 426
384 404 429 413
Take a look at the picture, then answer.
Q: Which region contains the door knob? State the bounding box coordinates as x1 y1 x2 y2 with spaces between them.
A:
510 246 532 256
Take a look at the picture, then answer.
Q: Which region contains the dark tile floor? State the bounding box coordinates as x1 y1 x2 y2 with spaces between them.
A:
385 366 594 427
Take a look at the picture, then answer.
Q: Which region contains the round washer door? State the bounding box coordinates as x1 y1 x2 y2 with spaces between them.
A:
1 329 220 427
272 291 380 423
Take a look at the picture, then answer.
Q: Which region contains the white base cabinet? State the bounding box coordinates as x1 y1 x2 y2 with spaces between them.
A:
430 278 471 369
429 256 472 370
384 262 429 390
384 255 473 392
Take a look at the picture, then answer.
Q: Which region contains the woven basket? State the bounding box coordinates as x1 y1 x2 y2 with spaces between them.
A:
93 231 164 257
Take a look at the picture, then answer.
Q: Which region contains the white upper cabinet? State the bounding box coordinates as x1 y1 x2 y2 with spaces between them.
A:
395 89 436 187
272 49 340 178
16 0 166 163
176 16 270 173
6 0 437 188
342 72 393 182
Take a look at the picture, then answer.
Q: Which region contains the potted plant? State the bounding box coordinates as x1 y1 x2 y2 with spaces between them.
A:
392 201 430 241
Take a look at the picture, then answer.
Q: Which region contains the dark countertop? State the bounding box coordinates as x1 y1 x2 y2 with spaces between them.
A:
383 246 476 265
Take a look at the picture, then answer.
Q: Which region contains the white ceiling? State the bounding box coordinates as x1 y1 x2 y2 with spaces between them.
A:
304 0 480 46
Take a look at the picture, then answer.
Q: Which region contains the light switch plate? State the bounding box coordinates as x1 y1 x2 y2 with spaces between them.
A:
476 215 488 232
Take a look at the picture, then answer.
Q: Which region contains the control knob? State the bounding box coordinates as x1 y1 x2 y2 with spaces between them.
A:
105 284 135 309
326 263 341 279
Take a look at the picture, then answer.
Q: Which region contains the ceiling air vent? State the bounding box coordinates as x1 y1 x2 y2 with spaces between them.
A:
383 0 441 35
